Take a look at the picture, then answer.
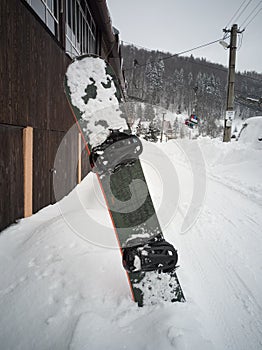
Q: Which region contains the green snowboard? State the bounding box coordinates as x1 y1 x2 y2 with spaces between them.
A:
64 54 185 306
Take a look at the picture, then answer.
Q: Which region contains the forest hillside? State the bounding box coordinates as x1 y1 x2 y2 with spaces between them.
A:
121 44 262 138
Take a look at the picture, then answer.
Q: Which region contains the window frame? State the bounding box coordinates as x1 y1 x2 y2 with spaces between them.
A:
25 0 59 37
65 0 97 57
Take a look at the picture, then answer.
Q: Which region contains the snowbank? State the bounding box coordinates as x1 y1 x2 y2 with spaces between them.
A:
0 137 262 350
237 116 262 150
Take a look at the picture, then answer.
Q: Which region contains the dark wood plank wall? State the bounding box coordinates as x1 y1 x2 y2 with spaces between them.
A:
0 125 24 231
0 0 123 231
49 127 78 205
0 0 73 131
33 128 78 213
33 129 50 213
0 0 84 231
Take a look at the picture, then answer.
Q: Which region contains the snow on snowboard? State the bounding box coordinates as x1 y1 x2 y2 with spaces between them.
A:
64 54 185 306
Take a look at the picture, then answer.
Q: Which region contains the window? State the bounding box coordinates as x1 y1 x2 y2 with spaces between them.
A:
24 0 99 56
65 0 97 57
25 0 59 37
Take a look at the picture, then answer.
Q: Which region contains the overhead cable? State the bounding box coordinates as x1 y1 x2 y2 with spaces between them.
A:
225 0 248 28
240 0 262 28
243 5 262 28
122 42 262 83
123 37 228 71
234 0 254 23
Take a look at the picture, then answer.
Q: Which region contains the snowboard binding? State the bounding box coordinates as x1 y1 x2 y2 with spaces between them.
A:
89 129 143 174
122 238 178 273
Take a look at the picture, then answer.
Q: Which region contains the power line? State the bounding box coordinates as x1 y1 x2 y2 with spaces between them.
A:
240 0 262 28
123 37 228 71
225 0 248 28
161 38 229 62
122 41 262 83
244 5 262 28
234 0 254 23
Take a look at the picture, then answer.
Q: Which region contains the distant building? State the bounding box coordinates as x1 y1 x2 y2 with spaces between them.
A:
0 0 124 231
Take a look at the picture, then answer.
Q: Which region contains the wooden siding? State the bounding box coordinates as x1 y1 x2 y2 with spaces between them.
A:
0 0 78 230
0 125 24 231
0 0 123 231
33 128 78 213
0 0 73 131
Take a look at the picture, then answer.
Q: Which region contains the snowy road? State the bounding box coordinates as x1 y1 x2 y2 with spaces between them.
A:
169 139 262 350
177 178 262 350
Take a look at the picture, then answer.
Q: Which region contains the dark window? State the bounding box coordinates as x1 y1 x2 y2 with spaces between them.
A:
31 0 45 22
26 0 59 37
72 0 76 34
65 0 97 57
67 0 72 27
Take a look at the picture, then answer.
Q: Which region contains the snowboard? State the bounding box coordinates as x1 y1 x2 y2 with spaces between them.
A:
64 54 185 306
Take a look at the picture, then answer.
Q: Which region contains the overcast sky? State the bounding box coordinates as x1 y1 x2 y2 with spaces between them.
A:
106 0 262 74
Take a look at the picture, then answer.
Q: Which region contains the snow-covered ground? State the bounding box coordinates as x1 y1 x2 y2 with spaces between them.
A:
0 136 262 350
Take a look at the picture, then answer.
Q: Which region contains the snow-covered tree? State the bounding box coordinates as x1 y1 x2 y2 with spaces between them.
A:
144 121 159 142
173 117 179 139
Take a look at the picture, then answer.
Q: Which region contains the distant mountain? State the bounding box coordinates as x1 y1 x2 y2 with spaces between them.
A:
121 44 262 137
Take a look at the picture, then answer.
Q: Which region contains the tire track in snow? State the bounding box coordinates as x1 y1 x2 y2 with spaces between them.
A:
207 172 262 207
196 225 262 350
182 237 241 350
182 173 262 350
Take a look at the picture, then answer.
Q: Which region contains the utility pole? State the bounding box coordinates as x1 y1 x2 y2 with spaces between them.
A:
160 112 166 143
223 24 241 142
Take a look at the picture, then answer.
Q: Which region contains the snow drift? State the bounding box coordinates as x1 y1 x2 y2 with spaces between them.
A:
0 137 261 350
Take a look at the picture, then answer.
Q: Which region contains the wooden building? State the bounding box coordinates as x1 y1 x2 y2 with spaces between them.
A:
0 0 124 231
